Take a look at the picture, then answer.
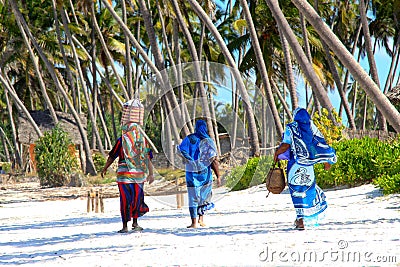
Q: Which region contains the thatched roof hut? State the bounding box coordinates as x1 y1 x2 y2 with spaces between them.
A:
386 85 400 104
18 110 87 145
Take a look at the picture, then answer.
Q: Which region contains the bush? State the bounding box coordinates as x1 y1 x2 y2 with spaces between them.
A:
225 156 274 191
92 152 106 173
373 174 400 195
315 137 400 191
313 108 345 145
34 125 78 187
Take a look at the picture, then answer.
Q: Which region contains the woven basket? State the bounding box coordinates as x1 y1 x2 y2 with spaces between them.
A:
266 163 286 194
121 99 144 125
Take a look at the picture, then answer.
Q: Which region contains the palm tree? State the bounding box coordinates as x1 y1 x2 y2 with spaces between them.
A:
170 0 216 143
358 0 386 131
187 0 260 156
8 0 97 174
290 0 400 132
265 0 337 124
239 0 283 137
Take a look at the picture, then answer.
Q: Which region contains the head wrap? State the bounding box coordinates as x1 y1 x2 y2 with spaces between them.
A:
288 108 336 165
194 120 210 140
293 108 313 144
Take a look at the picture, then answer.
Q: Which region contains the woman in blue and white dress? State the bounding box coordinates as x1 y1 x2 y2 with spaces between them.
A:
274 108 337 230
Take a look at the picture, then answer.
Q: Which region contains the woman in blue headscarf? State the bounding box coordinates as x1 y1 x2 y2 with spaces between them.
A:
274 108 336 230
177 120 221 228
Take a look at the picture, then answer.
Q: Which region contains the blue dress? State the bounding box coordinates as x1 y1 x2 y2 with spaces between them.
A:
177 120 217 218
281 108 336 225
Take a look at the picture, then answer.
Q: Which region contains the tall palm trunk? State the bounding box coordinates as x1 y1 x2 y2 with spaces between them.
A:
173 19 194 132
71 35 124 107
138 0 189 138
358 0 386 131
266 0 337 124
299 13 320 112
88 6 129 101
187 0 260 156
121 0 133 98
170 0 216 143
312 2 356 129
100 0 187 139
18 13 58 124
2 89 21 167
240 0 283 137
59 6 106 156
383 35 400 94
0 73 43 137
0 127 11 162
278 26 297 110
339 23 362 118
290 0 400 133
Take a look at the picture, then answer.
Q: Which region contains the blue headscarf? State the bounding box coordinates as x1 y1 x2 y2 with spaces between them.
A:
194 120 210 140
177 119 217 173
288 108 336 166
293 108 313 144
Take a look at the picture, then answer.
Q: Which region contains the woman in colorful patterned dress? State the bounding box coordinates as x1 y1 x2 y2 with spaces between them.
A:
102 122 154 233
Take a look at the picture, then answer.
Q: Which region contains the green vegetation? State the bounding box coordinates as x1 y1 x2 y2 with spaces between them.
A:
225 156 275 191
315 137 400 193
34 126 78 187
92 152 107 174
313 108 345 144
224 136 400 195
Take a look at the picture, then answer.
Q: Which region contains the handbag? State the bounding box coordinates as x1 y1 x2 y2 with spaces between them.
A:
266 161 286 197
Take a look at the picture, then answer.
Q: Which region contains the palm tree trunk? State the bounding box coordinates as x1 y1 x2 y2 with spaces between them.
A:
339 23 362 118
187 0 260 156
270 79 293 121
18 12 58 124
170 0 216 142
71 35 124 107
0 127 11 162
240 0 283 137
312 2 356 129
173 19 194 132
121 0 133 98
205 59 221 155
2 85 21 167
59 6 106 156
0 73 43 137
89 5 129 101
100 0 186 139
383 35 400 94
278 26 297 110
266 0 336 122
290 0 400 132
358 0 386 131
299 13 321 113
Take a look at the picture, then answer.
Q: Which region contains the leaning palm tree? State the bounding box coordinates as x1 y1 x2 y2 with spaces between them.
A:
187 0 261 156
290 0 400 132
265 0 337 124
239 0 283 137
358 0 386 131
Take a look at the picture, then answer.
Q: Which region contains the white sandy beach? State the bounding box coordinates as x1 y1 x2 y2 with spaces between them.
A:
0 183 399 266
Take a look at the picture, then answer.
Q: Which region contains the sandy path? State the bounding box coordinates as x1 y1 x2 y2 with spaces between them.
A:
0 184 399 266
